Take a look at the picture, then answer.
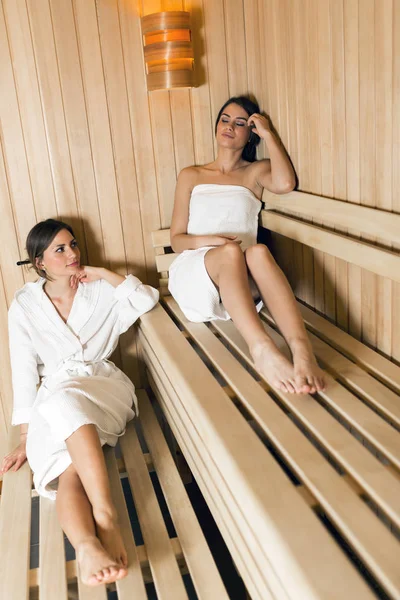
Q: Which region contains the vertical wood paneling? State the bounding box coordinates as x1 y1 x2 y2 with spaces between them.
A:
26 0 84 244
2 0 57 222
344 0 362 339
223 0 247 96
393 0 400 364
1 0 399 442
331 0 348 330
73 0 126 270
49 0 105 266
375 0 393 357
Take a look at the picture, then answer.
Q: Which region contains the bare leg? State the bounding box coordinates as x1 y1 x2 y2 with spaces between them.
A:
65 425 128 576
57 465 125 586
204 242 298 393
245 244 326 393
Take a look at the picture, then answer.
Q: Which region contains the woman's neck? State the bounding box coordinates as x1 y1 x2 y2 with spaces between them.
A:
212 148 246 174
44 276 75 299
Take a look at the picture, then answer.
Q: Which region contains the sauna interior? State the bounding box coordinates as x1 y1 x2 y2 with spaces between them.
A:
0 1 400 599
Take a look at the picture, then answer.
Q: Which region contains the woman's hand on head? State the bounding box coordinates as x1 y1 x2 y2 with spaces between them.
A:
247 113 272 139
70 266 104 288
0 440 27 475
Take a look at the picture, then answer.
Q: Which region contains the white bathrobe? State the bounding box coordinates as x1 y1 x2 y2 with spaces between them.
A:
8 275 159 499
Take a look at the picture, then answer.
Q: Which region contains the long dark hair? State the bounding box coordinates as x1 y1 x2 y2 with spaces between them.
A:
215 96 261 162
25 219 75 280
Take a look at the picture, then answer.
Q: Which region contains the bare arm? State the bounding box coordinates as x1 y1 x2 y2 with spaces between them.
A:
248 114 296 194
170 167 241 252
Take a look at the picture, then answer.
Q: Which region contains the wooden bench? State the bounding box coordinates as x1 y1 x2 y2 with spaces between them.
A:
0 389 229 600
136 228 400 600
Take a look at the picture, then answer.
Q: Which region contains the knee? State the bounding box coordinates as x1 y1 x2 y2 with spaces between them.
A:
245 244 275 268
220 241 244 262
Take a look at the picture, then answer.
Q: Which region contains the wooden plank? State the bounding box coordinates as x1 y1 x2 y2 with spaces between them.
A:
344 0 362 339
137 389 229 599
208 313 400 531
0 3 37 251
26 0 84 238
260 212 400 283
149 91 178 229
118 0 161 282
202 0 229 131
262 190 400 246
2 0 57 221
0 428 32 600
359 0 377 349
223 0 247 96
95 0 147 279
170 89 196 184
49 0 105 267
317 0 336 320
39 497 68 600
138 303 375 600
120 421 188 600
72 0 126 271
375 0 393 357
297 302 400 393
393 0 400 364
152 228 171 248
103 446 148 600
165 298 400 597
142 353 275 600
156 252 179 273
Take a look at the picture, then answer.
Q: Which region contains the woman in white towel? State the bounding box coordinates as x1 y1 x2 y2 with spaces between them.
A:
0 219 159 586
169 96 326 395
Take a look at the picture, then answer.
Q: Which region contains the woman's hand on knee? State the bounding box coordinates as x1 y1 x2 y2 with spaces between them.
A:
0 440 27 474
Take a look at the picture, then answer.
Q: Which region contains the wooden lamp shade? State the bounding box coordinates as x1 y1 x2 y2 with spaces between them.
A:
141 11 194 91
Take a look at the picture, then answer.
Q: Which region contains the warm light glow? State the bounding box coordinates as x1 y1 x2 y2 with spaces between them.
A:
141 11 194 91
144 29 191 45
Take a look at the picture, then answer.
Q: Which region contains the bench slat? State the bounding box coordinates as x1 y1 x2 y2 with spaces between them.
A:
137 389 229 600
164 298 400 598
209 316 400 530
39 496 68 600
104 446 148 600
156 252 178 273
260 321 400 470
140 342 279 600
0 428 32 600
139 305 375 600
295 304 400 393
120 421 189 600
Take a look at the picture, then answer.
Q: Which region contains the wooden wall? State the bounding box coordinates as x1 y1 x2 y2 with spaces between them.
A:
0 0 398 461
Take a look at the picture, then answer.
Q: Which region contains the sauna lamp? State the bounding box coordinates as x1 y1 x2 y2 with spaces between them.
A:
141 11 195 91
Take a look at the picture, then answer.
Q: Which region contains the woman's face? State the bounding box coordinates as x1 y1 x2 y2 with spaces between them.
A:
38 229 80 279
216 103 251 150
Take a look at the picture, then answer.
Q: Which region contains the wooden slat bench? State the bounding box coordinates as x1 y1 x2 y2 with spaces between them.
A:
0 389 229 600
136 228 400 600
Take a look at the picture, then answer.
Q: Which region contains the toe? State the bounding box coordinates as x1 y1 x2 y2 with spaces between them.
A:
285 381 296 394
277 381 289 393
116 566 128 580
87 574 100 586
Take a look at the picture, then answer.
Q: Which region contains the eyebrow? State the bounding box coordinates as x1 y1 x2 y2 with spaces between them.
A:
221 113 247 121
52 238 76 249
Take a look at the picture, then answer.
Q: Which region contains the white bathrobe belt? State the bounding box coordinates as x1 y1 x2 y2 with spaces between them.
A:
59 358 112 377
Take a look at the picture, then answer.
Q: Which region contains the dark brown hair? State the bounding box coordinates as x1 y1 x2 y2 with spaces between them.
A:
215 96 261 162
25 219 75 280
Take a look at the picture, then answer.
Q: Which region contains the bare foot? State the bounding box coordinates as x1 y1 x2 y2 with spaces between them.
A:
291 341 326 394
94 509 128 570
77 536 127 586
251 340 299 393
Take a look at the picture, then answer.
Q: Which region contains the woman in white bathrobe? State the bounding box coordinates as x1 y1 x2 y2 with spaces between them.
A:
0 218 159 586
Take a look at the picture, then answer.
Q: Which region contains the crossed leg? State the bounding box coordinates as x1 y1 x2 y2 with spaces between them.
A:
57 424 128 586
204 242 325 394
